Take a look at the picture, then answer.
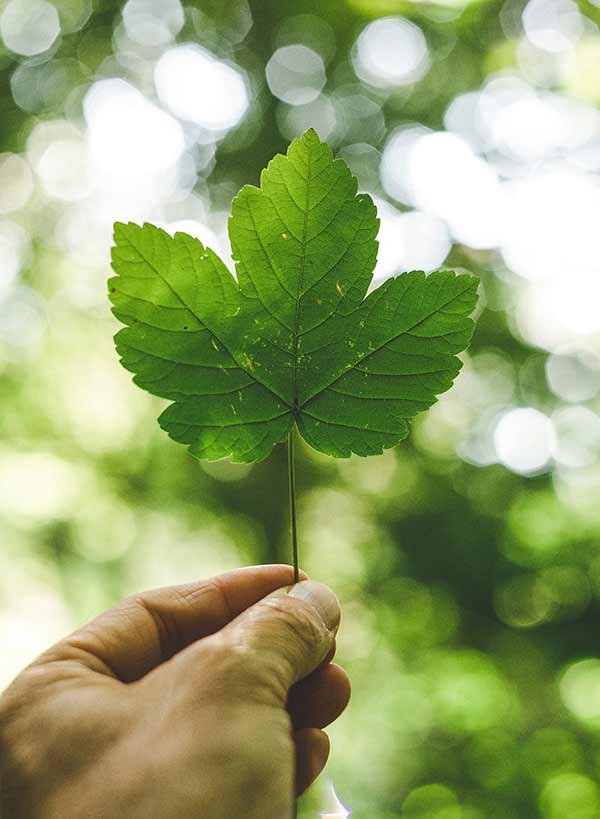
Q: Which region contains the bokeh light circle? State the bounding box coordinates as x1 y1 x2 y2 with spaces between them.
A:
277 95 337 142
546 349 600 402
522 0 583 53
0 0 60 57
494 408 555 474
36 139 92 202
561 659 600 726
266 45 327 106
122 0 184 46
353 17 430 89
0 155 34 215
84 78 185 183
155 44 249 133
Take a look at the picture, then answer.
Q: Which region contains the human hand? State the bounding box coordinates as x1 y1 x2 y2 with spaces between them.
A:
0 565 349 819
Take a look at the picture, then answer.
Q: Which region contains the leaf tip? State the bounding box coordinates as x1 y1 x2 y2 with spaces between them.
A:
301 128 321 146
113 221 128 241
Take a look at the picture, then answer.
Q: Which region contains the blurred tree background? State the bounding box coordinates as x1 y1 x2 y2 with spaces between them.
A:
3 0 600 816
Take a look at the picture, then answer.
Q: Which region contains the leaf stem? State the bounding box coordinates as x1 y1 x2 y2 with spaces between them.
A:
287 429 299 583
288 430 299 819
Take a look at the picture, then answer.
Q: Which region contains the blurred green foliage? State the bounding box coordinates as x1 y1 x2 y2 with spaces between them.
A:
3 1 600 817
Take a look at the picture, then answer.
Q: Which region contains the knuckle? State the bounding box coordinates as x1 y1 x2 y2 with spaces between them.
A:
251 597 332 688
187 596 333 707
204 719 291 803
193 637 271 701
263 596 329 653
170 578 232 621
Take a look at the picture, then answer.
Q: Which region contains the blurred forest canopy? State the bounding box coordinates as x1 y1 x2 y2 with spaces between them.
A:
3 0 600 817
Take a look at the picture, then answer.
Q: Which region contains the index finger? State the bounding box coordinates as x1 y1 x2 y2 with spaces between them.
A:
40 564 307 682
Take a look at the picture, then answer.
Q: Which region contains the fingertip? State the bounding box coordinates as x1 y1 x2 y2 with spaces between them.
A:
288 581 341 632
289 663 351 729
236 564 309 581
295 728 330 796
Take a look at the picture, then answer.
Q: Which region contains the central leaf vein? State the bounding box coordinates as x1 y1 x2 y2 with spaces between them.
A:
290 147 312 415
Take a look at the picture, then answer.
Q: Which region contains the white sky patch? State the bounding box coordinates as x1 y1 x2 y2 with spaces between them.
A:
84 78 184 186
407 131 507 249
155 44 249 133
56 79 191 248
516 267 600 351
0 451 87 522
547 271 600 337
0 589 74 692
500 166 600 281
161 219 232 268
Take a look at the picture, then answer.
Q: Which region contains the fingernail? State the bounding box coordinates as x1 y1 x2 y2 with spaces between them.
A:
288 580 340 631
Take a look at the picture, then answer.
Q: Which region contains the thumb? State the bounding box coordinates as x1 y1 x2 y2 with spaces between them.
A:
184 580 340 706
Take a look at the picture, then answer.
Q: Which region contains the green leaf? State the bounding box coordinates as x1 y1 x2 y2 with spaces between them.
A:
109 129 478 463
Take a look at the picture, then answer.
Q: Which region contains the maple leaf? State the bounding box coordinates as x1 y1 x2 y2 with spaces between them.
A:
109 129 478 464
